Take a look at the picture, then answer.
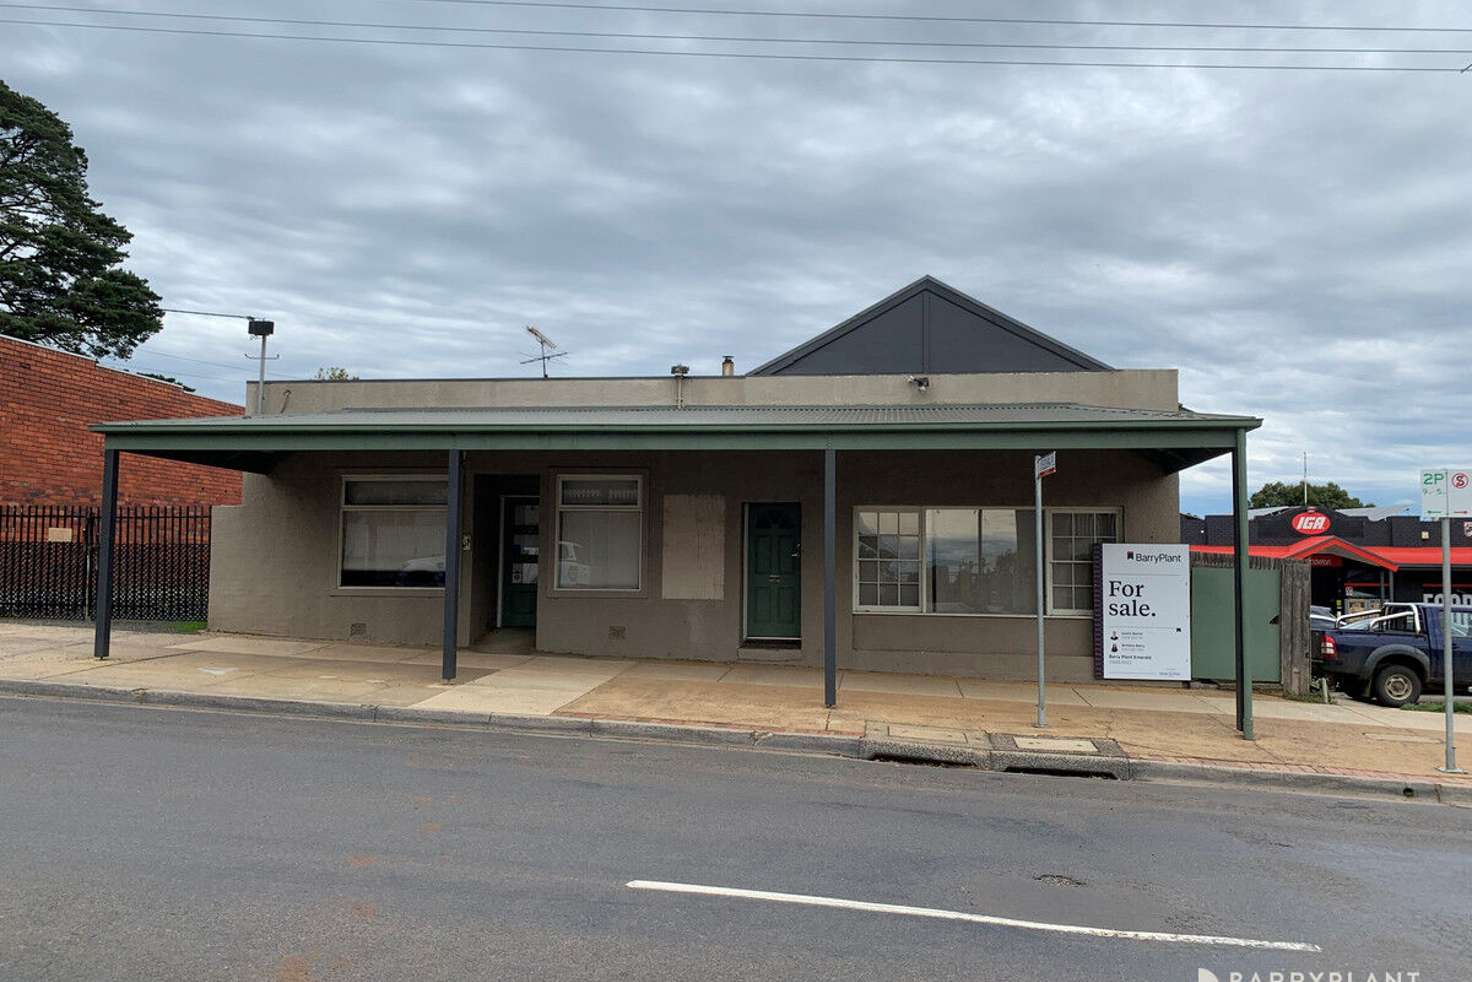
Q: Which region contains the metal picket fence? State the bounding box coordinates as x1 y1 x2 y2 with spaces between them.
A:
0 505 211 622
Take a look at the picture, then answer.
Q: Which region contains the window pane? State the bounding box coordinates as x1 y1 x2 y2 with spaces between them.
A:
879 583 898 606
859 560 879 584
560 478 640 508
1070 536 1093 561
880 560 898 583
927 508 980 614
1073 513 1096 539
899 584 919 607
898 561 920 584
1053 585 1072 610
341 510 446 587
896 535 920 560
1074 586 1094 611
858 535 878 559
898 512 919 535
1052 512 1073 536
857 512 879 536
880 512 899 534
344 479 447 506
859 582 878 606
1054 563 1073 587
1097 513 1118 539
982 508 1037 615
557 511 640 589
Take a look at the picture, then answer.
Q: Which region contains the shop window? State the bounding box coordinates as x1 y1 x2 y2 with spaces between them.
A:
339 476 448 588
556 475 642 591
853 506 1118 616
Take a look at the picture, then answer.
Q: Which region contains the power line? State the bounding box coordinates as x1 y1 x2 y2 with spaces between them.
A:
395 0 1472 35
127 348 255 372
6 4 1470 54
6 18 1465 71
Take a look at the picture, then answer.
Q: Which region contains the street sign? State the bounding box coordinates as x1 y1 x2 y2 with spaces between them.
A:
1421 466 1467 774
1035 451 1056 479
1421 467 1472 519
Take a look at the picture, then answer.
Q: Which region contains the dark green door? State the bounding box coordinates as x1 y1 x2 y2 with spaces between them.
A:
746 503 801 640
500 496 539 628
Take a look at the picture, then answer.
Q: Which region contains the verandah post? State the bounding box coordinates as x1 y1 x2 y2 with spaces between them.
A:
93 447 119 660
442 449 463 682
1232 428 1253 739
823 446 837 708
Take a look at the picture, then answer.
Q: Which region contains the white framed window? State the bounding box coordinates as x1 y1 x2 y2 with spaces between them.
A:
854 509 922 610
555 475 643 591
339 475 448 589
1046 509 1121 615
852 506 1119 616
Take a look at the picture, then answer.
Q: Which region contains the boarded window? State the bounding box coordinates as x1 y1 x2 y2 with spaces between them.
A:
661 495 725 600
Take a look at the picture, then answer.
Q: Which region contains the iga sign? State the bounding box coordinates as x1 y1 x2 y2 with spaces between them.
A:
1098 544 1192 681
1290 511 1331 535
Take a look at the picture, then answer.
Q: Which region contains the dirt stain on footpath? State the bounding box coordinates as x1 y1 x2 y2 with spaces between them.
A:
276 953 314 982
347 854 377 868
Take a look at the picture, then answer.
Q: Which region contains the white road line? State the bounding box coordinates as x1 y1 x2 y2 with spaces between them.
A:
625 880 1321 953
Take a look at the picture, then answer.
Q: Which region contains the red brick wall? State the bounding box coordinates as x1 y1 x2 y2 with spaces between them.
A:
0 336 244 507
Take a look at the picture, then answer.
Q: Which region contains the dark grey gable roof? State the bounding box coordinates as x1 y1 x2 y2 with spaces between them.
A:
748 275 1112 376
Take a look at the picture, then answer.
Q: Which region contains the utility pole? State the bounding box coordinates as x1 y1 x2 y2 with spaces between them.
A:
247 319 276 414
1302 451 1309 506
158 308 277 413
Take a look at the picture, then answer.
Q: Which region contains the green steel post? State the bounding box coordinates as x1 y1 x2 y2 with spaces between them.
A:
1232 429 1253 739
441 450 463 682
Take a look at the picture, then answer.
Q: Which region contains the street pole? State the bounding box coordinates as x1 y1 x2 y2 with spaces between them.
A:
1035 470 1045 728
1439 516 1462 774
1033 452 1055 728
256 333 267 415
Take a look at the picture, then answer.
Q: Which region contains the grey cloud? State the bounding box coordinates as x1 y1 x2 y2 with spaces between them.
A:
7 0 1470 515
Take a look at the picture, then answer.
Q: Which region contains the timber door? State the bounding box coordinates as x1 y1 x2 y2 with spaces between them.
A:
500 496 539 628
745 503 801 640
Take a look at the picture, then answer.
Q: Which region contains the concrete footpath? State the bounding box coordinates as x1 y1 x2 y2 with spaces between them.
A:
3 621 1470 802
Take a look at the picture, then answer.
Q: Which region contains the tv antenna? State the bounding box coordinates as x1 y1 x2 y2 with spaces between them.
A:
520 325 569 378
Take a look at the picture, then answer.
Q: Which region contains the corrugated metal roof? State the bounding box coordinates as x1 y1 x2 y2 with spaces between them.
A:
96 402 1254 433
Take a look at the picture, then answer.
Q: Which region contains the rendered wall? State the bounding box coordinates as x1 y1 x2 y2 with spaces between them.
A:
251 367 1179 415
209 447 1178 679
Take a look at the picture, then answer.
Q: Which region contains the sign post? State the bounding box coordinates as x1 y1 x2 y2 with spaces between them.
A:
1034 451 1056 728
1421 467 1471 775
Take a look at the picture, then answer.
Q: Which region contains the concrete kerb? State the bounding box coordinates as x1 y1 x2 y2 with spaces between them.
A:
0 676 1461 802
1131 758 1443 802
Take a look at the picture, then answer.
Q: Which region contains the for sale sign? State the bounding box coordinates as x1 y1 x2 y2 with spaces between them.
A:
1099 544 1192 681
1421 468 1472 519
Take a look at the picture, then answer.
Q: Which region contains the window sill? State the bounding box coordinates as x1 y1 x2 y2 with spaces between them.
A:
852 609 1093 620
331 587 444 598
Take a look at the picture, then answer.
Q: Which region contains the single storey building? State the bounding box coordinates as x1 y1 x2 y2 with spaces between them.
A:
90 277 1261 705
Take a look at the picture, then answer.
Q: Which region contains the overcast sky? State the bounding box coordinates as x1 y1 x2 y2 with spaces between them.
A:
9 0 1471 515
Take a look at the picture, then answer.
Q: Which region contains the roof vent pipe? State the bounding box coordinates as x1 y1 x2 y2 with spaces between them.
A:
721 355 734 377
671 364 689 409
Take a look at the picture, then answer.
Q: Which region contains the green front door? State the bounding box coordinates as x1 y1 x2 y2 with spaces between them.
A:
746 503 801 640
500 496 539 628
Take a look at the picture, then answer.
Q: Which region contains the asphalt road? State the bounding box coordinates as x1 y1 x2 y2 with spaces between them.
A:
1 697 1468 982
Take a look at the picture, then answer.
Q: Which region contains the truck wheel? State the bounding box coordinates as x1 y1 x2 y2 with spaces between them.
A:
1372 664 1421 708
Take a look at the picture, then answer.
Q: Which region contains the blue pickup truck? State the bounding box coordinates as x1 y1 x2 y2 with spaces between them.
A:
1315 603 1472 707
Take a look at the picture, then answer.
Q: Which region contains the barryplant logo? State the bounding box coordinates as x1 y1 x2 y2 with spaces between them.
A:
1197 968 1422 981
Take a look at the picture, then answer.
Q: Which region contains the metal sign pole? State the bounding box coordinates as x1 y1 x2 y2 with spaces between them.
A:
1440 515 1462 774
1033 451 1055 729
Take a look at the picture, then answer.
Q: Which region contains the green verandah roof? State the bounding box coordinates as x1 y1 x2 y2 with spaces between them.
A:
92 402 1260 474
